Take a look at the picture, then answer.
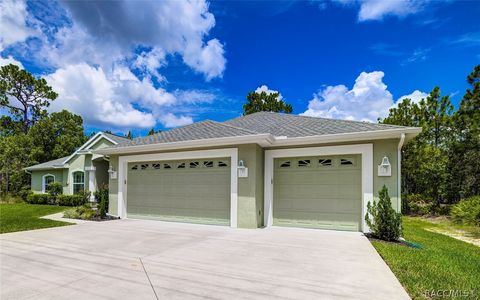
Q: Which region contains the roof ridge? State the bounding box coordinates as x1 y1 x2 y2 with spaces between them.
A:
102 131 130 140
234 111 409 129
217 120 259 134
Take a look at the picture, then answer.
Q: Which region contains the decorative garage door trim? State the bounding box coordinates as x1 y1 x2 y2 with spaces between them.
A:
264 144 373 232
117 148 238 228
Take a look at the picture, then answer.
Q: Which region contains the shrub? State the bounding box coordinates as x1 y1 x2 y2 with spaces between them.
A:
26 193 50 205
365 185 402 241
450 196 480 227
18 186 33 201
404 194 434 215
94 184 109 218
47 182 63 197
63 204 97 220
77 190 91 203
56 194 87 206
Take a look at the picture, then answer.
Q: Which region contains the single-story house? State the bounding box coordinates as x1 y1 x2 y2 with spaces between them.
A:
25 132 130 201
27 112 421 232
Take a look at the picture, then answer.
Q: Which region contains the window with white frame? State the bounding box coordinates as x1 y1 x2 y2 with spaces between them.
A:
43 175 55 193
72 171 85 194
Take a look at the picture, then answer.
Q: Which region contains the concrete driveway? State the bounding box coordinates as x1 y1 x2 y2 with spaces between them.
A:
0 219 409 300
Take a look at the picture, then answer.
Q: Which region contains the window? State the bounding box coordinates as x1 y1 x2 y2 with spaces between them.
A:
298 159 311 167
319 159 332 166
72 171 84 194
131 164 138 170
152 163 161 169
340 158 354 166
189 161 199 168
163 163 172 169
218 161 228 167
203 161 214 168
43 175 55 193
177 162 186 169
280 161 291 168
141 164 149 170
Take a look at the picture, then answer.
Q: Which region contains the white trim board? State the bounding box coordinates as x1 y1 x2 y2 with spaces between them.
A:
264 144 374 233
117 148 239 228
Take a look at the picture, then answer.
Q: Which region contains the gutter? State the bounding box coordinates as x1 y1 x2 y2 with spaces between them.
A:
95 127 421 156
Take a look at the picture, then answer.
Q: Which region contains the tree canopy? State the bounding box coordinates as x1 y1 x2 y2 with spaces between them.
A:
243 90 293 115
0 64 58 133
381 64 480 207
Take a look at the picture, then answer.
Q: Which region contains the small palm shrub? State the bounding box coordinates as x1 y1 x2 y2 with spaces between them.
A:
450 196 480 226
365 185 402 241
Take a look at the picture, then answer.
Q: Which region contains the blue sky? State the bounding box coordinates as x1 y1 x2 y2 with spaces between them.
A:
1 0 479 136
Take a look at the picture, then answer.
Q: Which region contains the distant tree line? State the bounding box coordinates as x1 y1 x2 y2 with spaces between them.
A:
380 65 479 209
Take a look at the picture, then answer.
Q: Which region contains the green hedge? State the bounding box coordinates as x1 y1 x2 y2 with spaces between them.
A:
56 195 87 207
26 193 88 207
450 196 480 226
26 193 53 205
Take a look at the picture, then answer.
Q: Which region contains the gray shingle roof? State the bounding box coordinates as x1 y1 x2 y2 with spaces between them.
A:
224 111 405 137
103 132 131 144
114 120 259 148
108 112 412 149
25 156 70 171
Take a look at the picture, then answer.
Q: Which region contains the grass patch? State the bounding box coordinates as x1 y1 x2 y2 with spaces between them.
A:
371 217 479 299
0 203 71 234
421 216 480 239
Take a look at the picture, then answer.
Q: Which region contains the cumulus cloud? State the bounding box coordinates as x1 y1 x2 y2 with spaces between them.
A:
255 85 284 99
159 113 194 128
52 0 226 79
0 55 23 67
302 71 430 122
0 0 37 50
333 0 431 22
397 90 428 104
0 0 226 130
45 63 196 129
302 71 394 122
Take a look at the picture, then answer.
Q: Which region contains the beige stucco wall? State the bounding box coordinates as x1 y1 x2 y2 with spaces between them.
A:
108 155 119 215
107 138 401 227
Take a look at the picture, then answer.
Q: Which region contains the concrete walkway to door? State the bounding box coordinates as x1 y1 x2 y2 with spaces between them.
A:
0 219 410 300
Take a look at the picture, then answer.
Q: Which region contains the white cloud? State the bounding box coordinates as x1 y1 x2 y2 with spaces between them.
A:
159 113 193 128
40 0 226 79
302 71 394 122
45 63 156 129
0 0 36 51
0 55 23 67
302 71 430 121
45 63 199 130
397 90 428 104
333 0 431 22
255 85 284 99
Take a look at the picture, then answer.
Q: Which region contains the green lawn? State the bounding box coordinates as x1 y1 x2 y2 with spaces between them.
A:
0 203 71 234
371 217 480 299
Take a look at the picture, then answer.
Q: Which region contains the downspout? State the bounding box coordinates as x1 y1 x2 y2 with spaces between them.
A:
397 133 406 212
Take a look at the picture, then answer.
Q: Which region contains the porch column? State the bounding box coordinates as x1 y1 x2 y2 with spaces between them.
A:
85 166 96 202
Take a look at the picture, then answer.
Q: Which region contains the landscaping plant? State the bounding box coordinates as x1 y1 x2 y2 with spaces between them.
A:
46 182 63 197
450 196 480 226
365 185 403 241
